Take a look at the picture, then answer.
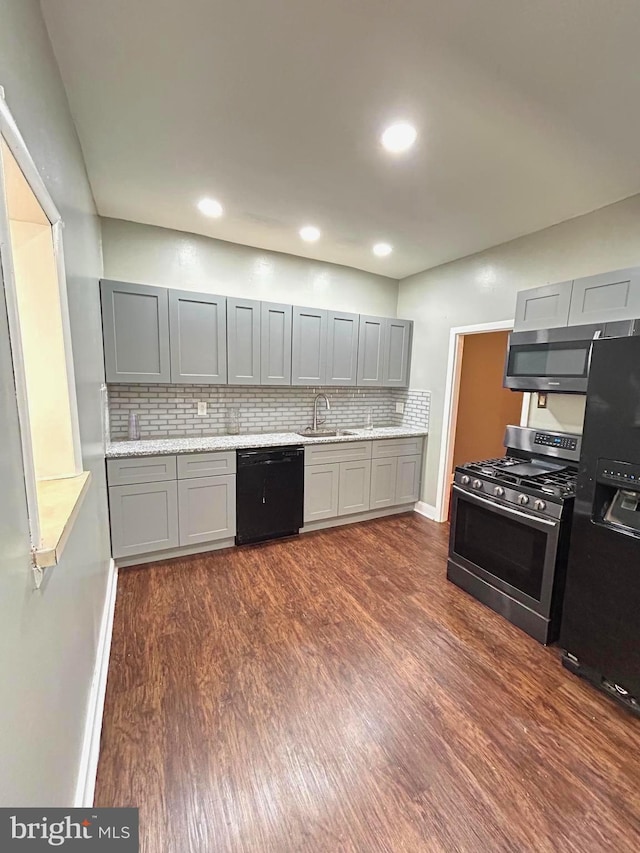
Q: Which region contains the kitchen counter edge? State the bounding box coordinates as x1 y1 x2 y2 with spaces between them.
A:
105 428 428 459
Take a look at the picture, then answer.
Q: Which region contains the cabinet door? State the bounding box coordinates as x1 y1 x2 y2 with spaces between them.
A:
356 315 385 386
169 289 227 384
395 454 422 504
338 460 371 516
303 462 339 522
178 474 236 546
326 311 359 386
261 302 292 385
568 267 640 326
109 481 179 558
370 457 398 509
513 281 573 332
101 280 170 383
292 306 327 385
383 318 412 387
227 297 261 385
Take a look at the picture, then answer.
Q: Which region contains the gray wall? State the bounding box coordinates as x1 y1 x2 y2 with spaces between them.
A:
102 217 399 316
398 193 640 506
0 0 110 805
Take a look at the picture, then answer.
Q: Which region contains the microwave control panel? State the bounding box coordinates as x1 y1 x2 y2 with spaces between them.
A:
534 432 578 452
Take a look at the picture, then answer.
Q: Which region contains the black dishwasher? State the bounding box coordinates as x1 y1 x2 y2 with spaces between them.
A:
236 446 304 545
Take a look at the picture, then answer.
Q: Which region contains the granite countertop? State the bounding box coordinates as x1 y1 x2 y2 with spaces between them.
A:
105 426 428 459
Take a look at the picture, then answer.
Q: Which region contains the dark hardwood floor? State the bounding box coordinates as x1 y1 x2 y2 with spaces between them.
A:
95 514 640 852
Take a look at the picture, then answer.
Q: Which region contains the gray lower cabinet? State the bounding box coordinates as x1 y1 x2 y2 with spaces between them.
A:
338 460 371 516
357 315 385 386
513 281 573 332
326 311 359 386
227 297 261 384
370 457 398 509
383 319 412 387
261 302 292 385
568 267 640 326
395 454 422 504
101 280 171 383
178 474 236 546
169 289 227 384
292 306 328 385
303 462 339 522
109 480 179 559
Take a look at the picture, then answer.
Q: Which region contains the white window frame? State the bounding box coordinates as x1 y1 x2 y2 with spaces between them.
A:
0 90 83 552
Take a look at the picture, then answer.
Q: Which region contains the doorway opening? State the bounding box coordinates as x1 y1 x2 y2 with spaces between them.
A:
435 320 527 523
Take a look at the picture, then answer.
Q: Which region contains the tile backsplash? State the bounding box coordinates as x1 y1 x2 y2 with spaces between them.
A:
107 385 430 440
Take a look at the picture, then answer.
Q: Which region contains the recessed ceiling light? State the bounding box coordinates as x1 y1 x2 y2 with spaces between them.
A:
299 225 321 242
381 122 417 154
373 242 393 257
197 197 224 217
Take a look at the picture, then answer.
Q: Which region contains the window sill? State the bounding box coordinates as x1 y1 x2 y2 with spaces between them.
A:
34 471 92 568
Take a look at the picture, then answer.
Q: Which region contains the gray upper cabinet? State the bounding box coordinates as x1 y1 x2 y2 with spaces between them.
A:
101 280 171 383
261 302 292 385
568 267 640 326
291 306 327 385
169 289 227 384
513 281 573 332
227 297 261 385
383 318 412 387
357 315 385 386
326 311 359 386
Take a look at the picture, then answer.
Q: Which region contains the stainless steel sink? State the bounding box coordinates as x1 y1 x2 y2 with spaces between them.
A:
297 428 359 438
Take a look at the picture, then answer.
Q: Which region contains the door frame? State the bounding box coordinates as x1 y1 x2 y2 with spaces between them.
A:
434 318 529 523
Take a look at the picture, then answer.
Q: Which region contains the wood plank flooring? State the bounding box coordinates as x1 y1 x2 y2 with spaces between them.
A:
95 513 640 852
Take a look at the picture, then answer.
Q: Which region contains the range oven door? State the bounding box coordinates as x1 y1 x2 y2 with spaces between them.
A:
449 485 560 617
504 324 603 394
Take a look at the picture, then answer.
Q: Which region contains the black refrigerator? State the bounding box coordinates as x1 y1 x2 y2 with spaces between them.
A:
560 335 640 715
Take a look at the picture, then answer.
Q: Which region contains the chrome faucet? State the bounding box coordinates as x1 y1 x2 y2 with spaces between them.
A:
312 393 331 431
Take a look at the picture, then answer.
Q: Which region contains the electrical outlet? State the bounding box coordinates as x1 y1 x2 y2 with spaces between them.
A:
395 402 405 414
197 401 207 417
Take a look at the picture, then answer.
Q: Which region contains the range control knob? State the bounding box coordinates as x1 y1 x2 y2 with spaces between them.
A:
534 499 547 512
461 475 470 485
472 479 483 490
517 494 530 506
494 486 505 497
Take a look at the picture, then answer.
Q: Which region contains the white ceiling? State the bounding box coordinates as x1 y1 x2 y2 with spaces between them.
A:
42 0 640 279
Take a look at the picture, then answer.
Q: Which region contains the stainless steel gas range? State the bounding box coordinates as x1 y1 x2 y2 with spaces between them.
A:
447 426 581 644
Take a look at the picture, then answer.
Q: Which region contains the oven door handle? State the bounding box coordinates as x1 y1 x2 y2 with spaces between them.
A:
452 485 559 527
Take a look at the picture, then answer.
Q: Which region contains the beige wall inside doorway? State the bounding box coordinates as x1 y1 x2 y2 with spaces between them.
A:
450 329 524 489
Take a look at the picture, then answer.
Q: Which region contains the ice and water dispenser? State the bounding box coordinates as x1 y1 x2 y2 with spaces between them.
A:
593 459 640 535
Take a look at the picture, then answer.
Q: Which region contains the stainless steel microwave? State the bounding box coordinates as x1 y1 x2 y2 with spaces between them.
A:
504 320 640 394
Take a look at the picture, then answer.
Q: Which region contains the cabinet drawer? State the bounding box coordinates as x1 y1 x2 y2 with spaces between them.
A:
177 451 236 479
107 455 177 486
305 440 372 466
373 437 424 459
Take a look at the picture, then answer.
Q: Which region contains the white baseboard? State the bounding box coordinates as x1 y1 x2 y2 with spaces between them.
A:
414 501 441 521
74 558 118 807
